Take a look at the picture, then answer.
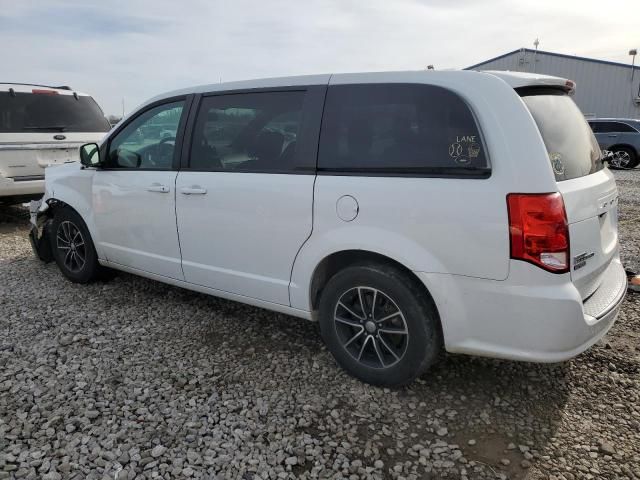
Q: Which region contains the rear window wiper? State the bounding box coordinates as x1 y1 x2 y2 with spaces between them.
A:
22 125 68 132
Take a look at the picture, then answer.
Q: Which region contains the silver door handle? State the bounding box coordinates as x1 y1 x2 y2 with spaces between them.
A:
607 134 618 138
147 184 170 193
180 186 207 195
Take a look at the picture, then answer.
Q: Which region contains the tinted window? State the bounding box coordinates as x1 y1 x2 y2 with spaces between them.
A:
317 84 488 175
608 122 636 133
189 91 305 172
521 91 603 181
0 91 110 133
598 122 617 133
591 121 636 133
596 122 616 133
106 101 184 169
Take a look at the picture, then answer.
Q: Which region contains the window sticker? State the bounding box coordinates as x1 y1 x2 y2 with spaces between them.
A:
449 135 480 166
550 152 565 175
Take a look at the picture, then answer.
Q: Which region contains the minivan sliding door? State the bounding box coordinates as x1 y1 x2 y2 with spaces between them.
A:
175 87 325 305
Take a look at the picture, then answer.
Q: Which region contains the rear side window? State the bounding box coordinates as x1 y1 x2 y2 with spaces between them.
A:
600 122 637 133
189 91 305 172
521 90 603 181
590 121 636 133
0 91 110 133
318 84 489 176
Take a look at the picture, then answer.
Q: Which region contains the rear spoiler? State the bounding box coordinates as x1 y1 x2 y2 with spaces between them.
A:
515 81 576 96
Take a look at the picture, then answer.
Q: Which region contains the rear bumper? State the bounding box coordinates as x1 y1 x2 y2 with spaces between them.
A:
418 258 626 363
0 175 44 198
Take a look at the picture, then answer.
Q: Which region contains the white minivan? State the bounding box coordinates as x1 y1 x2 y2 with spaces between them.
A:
30 70 626 386
0 83 110 204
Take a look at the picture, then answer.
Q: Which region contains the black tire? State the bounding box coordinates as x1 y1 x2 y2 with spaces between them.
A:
318 263 442 386
610 147 638 169
49 207 101 283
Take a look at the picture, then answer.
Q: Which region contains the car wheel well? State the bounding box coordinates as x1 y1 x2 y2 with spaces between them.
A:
44 199 74 218
608 144 637 157
309 250 439 318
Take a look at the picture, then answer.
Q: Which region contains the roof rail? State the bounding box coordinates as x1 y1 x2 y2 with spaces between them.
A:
0 82 73 90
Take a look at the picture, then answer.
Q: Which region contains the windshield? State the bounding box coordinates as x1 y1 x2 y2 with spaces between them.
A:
0 91 111 133
520 89 603 181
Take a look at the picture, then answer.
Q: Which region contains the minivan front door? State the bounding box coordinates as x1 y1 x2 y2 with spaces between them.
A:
92 100 187 280
175 89 324 305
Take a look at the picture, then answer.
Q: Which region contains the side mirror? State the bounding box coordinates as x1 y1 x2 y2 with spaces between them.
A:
80 143 101 168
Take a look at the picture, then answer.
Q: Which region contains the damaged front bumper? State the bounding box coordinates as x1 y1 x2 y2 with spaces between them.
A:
29 198 53 262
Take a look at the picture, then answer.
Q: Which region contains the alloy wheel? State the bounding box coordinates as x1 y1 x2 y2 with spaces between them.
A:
611 150 632 168
56 221 86 273
333 286 409 369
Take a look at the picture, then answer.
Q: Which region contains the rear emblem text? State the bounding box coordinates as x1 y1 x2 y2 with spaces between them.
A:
573 252 595 270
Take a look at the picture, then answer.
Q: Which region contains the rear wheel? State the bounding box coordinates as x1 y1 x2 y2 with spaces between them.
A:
50 207 101 283
318 263 442 386
610 147 638 169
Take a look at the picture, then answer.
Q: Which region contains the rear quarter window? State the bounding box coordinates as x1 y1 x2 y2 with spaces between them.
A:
318 83 489 177
520 89 603 181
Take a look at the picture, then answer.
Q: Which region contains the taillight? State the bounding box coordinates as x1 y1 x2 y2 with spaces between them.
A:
507 193 570 273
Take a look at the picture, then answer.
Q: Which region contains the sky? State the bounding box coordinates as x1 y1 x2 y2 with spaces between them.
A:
1 0 637 116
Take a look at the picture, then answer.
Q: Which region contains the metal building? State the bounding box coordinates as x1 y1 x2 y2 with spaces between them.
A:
466 48 640 119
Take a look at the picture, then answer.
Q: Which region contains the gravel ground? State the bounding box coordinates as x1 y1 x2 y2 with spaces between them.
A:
1 171 639 480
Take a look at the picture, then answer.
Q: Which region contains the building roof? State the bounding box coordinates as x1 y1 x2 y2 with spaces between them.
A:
466 48 640 71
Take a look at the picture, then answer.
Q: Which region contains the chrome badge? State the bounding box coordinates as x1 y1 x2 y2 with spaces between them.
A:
573 252 595 271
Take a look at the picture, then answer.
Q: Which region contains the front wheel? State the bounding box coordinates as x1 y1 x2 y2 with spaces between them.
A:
50 207 101 283
318 263 442 386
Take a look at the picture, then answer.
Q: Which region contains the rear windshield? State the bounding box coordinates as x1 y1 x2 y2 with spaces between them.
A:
0 91 111 133
520 89 603 181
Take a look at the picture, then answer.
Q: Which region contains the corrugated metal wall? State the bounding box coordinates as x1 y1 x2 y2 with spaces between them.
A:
470 51 640 119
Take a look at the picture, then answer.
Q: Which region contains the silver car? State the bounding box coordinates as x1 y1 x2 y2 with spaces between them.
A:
588 118 640 169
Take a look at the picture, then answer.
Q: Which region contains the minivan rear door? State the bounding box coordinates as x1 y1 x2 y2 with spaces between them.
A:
521 89 618 299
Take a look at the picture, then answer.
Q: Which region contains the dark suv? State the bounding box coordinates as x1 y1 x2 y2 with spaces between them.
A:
588 118 640 169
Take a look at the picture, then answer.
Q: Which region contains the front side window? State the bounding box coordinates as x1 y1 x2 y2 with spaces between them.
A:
521 90 602 181
106 101 184 169
317 84 489 176
189 91 305 172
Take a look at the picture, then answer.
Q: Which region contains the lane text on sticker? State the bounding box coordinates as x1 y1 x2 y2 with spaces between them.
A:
448 135 480 166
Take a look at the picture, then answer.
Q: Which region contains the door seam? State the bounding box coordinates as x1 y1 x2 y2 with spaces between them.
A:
287 79 330 307
173 171 185 279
